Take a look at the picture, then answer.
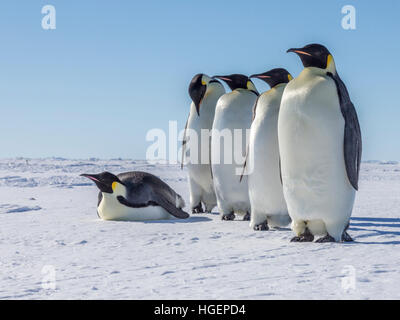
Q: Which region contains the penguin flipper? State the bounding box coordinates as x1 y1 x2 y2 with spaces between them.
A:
239 96 260 182
327 72 362 191
209 134 213 179
97 191 103 207
151 193 190 219
181 115 189 170
343 103 362 190
116 196 157 208
251 95 261 122
96 192 102 218
239 146 249 182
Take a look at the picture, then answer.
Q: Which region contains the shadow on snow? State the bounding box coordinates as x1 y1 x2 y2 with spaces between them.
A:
142 216 212 224
349 216 400 245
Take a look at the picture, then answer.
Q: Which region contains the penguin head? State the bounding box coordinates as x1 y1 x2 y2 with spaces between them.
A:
188 73 222 116
212 74 259 96
287 44 336 73
250 68 293 89
80 172 123 194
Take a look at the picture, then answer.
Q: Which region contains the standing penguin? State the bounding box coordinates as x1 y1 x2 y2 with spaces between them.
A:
182 74 225 214
242 68 293 231
211 74 259 221
81 171 189 221
278 44 362 242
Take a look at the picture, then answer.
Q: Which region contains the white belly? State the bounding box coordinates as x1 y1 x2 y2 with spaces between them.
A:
185 89 224 195
278 71 355 231
211 90 256 214
248 87 288 218
186 103 214 192
98 193 172 221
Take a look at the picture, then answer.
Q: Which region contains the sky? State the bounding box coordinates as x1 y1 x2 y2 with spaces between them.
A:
0 0 399 160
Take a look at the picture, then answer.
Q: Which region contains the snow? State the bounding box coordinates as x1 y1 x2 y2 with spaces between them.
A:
0 158 399 299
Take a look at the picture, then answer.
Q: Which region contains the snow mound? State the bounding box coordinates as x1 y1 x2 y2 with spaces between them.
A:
0 204 42 214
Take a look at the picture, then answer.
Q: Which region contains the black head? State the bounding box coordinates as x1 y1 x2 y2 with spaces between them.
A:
250 68 293 89
188 74 206 116
80 171 122 193
287 44 332 69
188 73 221 116
212 74 258 95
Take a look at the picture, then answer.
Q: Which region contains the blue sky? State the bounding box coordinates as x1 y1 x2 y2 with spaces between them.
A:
0 1 399 160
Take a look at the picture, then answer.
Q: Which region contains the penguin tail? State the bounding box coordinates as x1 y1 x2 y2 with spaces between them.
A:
239 161 247 182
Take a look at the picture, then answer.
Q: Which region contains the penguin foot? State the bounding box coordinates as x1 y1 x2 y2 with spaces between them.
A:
243 212 250 221
254 221 269 231
192 203 204 214
205 209 212 214
222 213 235 221
341 231 354 242
315 234 336 243
290 228 314 242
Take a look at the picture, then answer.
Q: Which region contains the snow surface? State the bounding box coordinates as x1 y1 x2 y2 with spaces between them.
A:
0 158 399 299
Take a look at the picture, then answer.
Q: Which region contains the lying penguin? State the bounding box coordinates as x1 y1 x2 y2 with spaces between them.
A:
81 171 189 221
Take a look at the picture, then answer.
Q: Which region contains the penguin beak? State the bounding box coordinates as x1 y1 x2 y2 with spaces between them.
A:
287 48 312 56
249 73 274 88
212 75 234 90
212 75 232 83
249 73 271 80
80 173 113 193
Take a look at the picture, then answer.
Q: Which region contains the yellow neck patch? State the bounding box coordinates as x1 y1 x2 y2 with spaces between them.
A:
288 74 293 81
111 181 126 196
112 181 118 192
327 54 333 68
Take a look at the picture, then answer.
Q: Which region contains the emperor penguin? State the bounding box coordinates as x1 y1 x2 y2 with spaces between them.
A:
211 74 259 221
278 44 362 242
182 74 225 214
241 68 293 231
81 171 189 221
